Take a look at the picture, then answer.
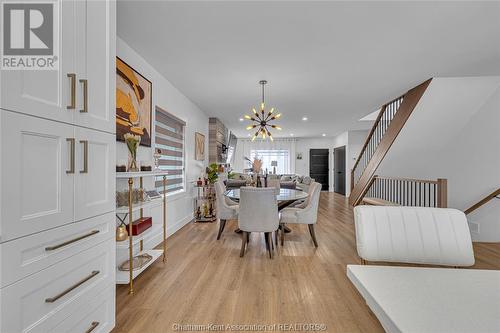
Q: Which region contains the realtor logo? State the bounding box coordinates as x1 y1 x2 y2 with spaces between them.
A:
1 1 59 70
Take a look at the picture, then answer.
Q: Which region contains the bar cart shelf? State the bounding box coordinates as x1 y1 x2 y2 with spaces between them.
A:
115 170 168 295
193 183 217 223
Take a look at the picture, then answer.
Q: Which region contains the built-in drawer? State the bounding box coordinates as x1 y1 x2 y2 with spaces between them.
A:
48 283 115 333
0 238 114 333
0 212 114 288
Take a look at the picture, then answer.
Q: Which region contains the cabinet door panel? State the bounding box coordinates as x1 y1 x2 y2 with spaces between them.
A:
0 111 74 242
75 0 116 134
0 0 76 124
75 128 115 221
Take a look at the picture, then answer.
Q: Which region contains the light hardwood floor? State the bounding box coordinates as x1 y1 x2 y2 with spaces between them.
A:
114 192 500 333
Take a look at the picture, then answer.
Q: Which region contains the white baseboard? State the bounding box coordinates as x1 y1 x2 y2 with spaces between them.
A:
168 213 194 237
148 213 194 249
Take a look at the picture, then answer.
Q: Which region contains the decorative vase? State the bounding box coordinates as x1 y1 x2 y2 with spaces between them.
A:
124 133 140 172
128 154 139 172
116 225 128 241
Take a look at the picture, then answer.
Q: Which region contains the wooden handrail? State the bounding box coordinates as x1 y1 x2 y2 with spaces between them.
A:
464 188 500 215
360 175 447 208
373 175 441 184
352 104 387 174
349 79 432 206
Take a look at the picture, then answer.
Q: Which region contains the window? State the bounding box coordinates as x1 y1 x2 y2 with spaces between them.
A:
155 106 185 195
250 149 290 174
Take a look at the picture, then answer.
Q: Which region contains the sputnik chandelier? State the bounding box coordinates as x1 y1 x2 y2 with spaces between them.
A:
244 80 281 141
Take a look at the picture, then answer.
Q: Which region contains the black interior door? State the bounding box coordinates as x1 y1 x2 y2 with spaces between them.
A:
334 146 346 195
309 149 329 191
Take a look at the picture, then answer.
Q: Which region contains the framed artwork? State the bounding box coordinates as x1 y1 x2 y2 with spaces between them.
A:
296 152 303 160
116 57 152 147
195 132 205 161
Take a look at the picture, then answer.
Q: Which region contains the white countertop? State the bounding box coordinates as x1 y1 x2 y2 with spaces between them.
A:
347 265 500 333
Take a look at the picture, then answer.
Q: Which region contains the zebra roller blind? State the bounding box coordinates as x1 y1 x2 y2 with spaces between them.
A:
155 106 185 194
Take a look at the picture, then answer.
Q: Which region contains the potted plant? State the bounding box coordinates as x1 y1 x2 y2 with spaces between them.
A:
206 163 219 184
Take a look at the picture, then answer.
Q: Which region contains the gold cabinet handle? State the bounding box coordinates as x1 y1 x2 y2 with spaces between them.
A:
66 138 75 174
67 73 76 109
80 140 89 173
45 270 100 303
79 79 88 113
85 321 100 333
45 230 99 251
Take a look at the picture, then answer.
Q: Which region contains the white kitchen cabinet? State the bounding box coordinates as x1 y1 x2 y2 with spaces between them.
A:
0 1 116 331
1 0 116 135
0 111 116 241
75 127 116 221
0 111 75 242
0 0 76 125
75 0 116 133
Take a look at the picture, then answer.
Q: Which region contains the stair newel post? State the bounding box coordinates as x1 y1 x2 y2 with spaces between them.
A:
437 178 448 208
128 177 134 295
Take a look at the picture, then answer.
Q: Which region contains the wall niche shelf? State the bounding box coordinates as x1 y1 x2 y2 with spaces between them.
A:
116 171 168 295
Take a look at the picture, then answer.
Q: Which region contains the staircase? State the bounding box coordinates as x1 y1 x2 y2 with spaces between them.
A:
349 79 432 206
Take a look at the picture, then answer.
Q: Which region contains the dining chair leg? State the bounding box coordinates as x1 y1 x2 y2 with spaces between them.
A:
266 232 273 259
216 219 226 240
280 223 285 246
264 232 270 252
308 224 318 247
274 230 278 248
240 231 247 257
247 232 250 243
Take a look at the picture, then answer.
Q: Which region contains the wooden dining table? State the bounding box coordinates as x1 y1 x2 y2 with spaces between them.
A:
224 188 309 233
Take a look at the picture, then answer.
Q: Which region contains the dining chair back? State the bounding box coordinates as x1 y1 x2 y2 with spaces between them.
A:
238 187 279 258
214 180 238 240
279 182 322 247
354 205 475 267
266 179 281 194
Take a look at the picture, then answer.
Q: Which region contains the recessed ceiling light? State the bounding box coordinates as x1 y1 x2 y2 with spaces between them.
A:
290 133 294 136
239 118 244 122
247 133 251 137
322 133 326 137
302 117 308 121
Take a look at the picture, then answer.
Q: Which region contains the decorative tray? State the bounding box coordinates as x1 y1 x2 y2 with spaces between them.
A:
118 253 153 271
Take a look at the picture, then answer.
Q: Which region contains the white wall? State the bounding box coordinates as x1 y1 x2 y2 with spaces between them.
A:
345 130 369 196
117 37 209 238
378 77 500 241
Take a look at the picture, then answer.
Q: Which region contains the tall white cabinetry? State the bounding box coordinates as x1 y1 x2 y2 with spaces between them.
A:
0 1 116 332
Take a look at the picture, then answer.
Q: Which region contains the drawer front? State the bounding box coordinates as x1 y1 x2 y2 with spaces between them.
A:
0 238 114 333
49 283 115 333
0 212 114 288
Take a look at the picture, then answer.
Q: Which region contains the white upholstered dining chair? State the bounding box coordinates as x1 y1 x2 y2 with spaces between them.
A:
279 182 322 247
215 180 238 240
238 187 279 258
353 205 475 267
266 178 281 194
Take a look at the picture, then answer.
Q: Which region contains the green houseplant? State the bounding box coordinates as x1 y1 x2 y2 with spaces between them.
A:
206 163 219 184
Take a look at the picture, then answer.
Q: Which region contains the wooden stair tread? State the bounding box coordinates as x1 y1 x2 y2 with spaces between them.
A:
362 197 400 206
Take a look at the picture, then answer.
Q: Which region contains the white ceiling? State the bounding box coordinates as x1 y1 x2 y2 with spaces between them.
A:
117 1 500 138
